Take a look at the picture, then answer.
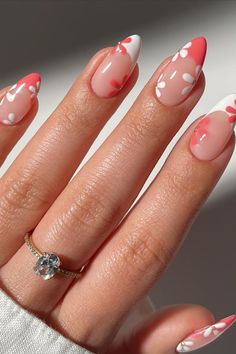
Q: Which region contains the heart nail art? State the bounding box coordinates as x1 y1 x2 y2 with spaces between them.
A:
0 73 41 126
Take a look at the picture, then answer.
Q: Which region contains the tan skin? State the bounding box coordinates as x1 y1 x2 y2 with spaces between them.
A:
0 48 234 353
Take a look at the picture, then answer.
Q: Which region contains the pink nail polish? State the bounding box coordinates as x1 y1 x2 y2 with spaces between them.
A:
190 94 236 160
91 35 141 98
156 37 207 106
176 314 236 352
0 73 41 126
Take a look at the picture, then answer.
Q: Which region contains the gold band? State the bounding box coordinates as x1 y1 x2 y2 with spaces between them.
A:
24 232 86 280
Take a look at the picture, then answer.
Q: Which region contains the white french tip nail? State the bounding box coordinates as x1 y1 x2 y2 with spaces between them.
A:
122 34 141 63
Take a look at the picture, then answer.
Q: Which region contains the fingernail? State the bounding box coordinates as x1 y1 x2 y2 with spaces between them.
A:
0 73 41 126
156 37 207 106
91 34 141 98
190 94 236 160
176 314 236 352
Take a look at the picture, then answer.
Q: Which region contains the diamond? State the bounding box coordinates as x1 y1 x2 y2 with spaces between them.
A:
34 252 61 280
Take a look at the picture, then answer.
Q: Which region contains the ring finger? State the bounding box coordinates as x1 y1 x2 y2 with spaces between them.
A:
0 37 206 315
0 35 140 264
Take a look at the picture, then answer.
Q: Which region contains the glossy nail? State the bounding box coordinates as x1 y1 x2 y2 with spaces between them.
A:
176 314 236 352
190 94 236 160
0 73 41 125
156 37 207 106
91 34 141 98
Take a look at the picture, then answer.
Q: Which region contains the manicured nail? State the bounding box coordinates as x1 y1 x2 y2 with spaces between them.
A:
190 94 236 160
176 314 236 352
155 37 207 106
91 34 141 98
0 73 41 125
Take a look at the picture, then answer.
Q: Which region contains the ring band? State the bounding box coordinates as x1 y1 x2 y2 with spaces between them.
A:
24 232 86 280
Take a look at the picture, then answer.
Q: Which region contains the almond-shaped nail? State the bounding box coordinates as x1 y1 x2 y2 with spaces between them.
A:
156 37 207 106
91 34 141 98
0 73 41 125
190 94 236 160
176 314 236 352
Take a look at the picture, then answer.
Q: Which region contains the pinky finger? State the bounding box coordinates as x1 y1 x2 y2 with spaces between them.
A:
109 305 236 354
0 73 41 166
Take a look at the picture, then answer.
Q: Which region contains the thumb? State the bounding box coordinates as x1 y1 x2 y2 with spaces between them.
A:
108 304 236 354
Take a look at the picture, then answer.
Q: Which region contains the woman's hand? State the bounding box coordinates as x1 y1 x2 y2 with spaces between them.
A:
0 35 235 353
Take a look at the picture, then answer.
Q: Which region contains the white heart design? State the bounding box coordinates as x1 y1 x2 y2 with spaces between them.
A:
8 113 15 123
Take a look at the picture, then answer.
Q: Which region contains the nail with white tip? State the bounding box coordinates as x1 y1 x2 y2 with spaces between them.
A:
190 94 236 160
91 34 141 98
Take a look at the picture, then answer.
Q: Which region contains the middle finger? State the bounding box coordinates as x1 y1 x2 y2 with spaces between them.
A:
0 35 140 264
0 37 206 315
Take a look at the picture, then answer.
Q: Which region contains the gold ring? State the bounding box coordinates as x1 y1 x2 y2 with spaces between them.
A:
24 232 86 280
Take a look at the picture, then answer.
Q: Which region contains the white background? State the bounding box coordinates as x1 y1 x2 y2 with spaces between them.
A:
0 1 236 353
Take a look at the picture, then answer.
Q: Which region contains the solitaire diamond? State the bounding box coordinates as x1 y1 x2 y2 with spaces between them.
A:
34 252 61 280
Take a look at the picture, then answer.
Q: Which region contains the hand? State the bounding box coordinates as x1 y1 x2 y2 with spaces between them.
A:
0 35 235 354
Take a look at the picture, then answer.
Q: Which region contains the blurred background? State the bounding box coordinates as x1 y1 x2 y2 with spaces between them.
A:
0 1 236 352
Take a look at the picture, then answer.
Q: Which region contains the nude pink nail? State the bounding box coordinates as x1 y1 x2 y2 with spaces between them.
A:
190 94 236 160
0 73 41 126
176 314 236 352
91 35 141 98
156 37 207 106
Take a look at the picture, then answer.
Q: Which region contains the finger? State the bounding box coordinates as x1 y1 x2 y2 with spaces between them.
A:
50 95 236 349
0 37 207 315
28 38 206 274
109 304 215 354
30 37 206 272
0 74 40 166
110 305 236 354
0 35 140 264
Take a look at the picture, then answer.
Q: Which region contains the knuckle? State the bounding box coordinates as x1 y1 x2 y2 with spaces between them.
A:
121 225 172 280
0 168 52 217
75 186 109 227
56 181 110 237
55 89 98 134
125 99 162 146
165 166 195 198
55 99 81 132
124 120 151 147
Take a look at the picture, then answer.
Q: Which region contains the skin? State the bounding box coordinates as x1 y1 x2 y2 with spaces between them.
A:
0 87 38 166
0 48 234 353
